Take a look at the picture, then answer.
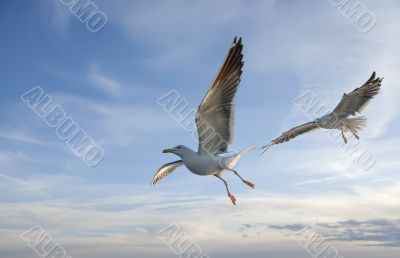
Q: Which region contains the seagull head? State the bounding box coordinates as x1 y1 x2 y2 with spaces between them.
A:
162 145 191 157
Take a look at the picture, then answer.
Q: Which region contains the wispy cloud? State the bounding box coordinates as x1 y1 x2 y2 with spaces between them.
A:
3 1 400 257
270 219 400 247
86 64 131 98
0 130 49 146
1 176 400 257
40 0 73 38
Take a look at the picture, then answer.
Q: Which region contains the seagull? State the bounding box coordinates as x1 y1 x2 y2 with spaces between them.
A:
151 37 256 205
261 72 383 154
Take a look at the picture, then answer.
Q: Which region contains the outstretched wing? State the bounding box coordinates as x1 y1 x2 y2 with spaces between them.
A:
332 72 383 117
195 37 244 155
151 160 183 185
261 122 319 154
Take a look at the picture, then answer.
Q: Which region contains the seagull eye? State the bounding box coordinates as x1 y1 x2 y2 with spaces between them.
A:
177 146 181 149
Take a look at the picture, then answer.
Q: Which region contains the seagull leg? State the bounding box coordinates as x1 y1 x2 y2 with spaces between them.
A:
351 130 360 140
215 174 236 206
341 128 348 144
229 169 255 189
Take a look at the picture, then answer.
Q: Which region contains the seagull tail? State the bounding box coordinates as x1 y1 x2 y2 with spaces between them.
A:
347 116 368 133
239 146 257 156
223 146 256 169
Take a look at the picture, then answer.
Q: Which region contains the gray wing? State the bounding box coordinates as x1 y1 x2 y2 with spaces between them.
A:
195 37 244 155
332 72 383 117
261 122 319 154
151 160 183 185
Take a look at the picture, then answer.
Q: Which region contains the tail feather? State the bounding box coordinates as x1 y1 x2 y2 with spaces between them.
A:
239 146 257 155
346 116 367 133
223 146 256 169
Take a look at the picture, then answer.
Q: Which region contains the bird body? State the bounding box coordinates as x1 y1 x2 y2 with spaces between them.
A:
163 145 254 177
314 113 366 131
316 113 337 128
176 147 222 176
262 72 382 153
184 153 222 176
152 37 255 205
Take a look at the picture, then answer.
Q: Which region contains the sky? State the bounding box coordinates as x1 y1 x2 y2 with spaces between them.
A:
1 0 400 257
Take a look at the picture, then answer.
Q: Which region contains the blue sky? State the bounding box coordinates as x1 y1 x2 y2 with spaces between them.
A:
1 0 400 257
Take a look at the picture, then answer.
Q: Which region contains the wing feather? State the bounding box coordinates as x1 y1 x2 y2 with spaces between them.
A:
195 37 244 155
332 72 383 117
271 122 320 144
261 122 319 154
151 160 183 185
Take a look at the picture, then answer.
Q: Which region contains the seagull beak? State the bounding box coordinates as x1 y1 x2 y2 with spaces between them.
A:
162 148 175 154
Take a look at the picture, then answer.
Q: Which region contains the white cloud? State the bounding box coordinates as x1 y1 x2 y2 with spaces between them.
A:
88 71 126 97
86 63 134 98
0 130 50 146
1 175 400 257
52 93 180 147
4 1 400 257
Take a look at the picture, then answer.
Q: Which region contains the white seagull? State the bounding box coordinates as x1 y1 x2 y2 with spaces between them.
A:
261 72 383 154
151 37 255 205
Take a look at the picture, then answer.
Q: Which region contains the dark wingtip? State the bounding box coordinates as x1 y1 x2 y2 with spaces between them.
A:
359 71 379 88
233 36 242 46
371 71 384 84
368 71 376 82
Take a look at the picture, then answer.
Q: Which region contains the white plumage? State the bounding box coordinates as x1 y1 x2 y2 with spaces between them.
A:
261 72 383 154
152 37 255 205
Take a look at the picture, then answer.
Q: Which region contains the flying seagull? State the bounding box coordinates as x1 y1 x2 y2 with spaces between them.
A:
151 37 256 205
261 72 383 154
